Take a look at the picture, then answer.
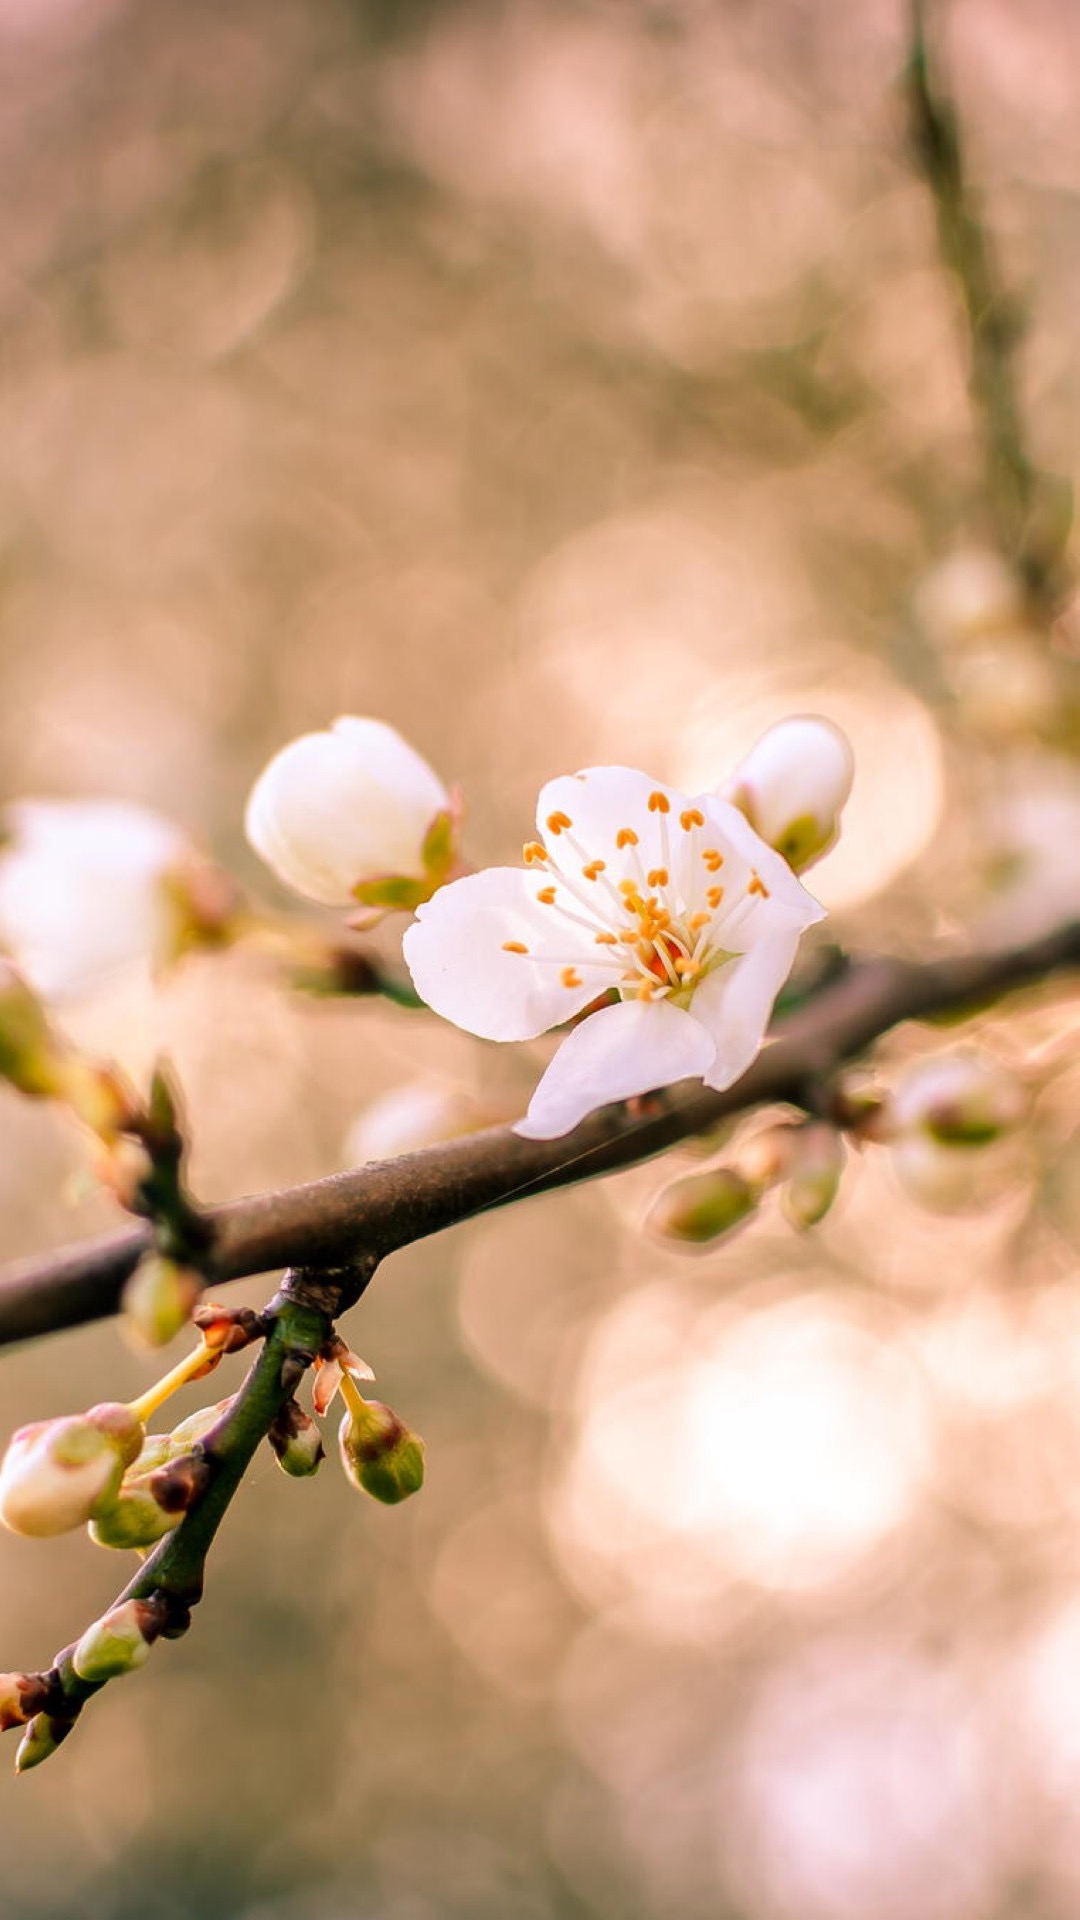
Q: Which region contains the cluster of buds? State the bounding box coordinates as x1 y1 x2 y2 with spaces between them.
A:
873 1049 1028 1212
647 1117 846 1250
245 716 460 918
913 546 1058 743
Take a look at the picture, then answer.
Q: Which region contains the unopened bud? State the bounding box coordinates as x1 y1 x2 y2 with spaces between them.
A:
0 1672 48 1733
720 715 854 871
55 1057 139 1141
72 1598 164 1683
0 1403 141 1538
163 1399 229 1453
646 1166 759 1247
122 1255 203 1350
338 1399 425 1505
89 1483 182 1550
0 960 66 1098
15 1712 75 1773
888 1051 1027 1147
269 1402 325 1478
244 715 454 910
780 1122 846 1229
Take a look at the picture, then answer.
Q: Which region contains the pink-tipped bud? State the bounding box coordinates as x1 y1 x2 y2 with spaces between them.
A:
646 1166 759 1247
338 1399 425 1505
0 1403 141 1538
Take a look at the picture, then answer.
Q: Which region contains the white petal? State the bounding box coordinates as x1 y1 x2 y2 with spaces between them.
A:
244 717 448 906
690 930 804 1090
697 796 826 947
536 766 686 891
403 867 615 1042
513 997 717 1140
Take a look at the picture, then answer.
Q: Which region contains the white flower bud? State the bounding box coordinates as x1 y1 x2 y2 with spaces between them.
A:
72 1600 162 1683
0 1403 141 1538
244 716 453 909
0 799 192 1001
887 1051 1027 1148
720 715 854 871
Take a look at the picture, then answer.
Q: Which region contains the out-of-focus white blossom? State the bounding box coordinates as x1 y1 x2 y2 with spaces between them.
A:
914 546 1025 650
405 762 824 1141
887 1051 1027 1148
244 715 454 911
719 716 854 872
0 799 191 1001
979 756 1080 942
948 633 1057 743
343 1080 496 1164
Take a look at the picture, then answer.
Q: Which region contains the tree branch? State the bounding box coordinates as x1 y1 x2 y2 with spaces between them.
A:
1 921 1077 1352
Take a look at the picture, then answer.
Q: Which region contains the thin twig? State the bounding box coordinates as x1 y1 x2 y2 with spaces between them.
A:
1 921 1078 1351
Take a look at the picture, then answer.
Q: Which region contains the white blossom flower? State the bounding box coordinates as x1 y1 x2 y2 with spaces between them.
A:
244 716 455 911
719 715 854 872
403 765 825 1140
0 799 190 1001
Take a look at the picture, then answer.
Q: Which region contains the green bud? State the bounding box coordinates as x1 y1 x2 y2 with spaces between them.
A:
268 1402 325 1478
888 1051 1027 1149
646 1167 759 1247
14 1713 75 1773
121 1255 203 1350
780 1122 846 1230
0 961 65 1098
338 1400 425 1505
72 1599 162 1683
89 1482 181 1550
164 1400 229 1454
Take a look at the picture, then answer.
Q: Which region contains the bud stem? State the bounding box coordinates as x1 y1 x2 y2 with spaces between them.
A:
128 1342 222 1425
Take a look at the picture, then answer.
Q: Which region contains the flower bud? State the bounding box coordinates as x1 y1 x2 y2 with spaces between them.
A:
0 799 191 1002
887 1051 1027 1148
15 1712 75 1773
268 1402 325 1478
0 1403 141 1538
0 1671 48 1732
338 1399 425 1505
89 1483 182 1551
72 1599 163 1683
245 715 455 911
646 1166 759 1247
163 1400 229 1453
121 1255 203 1350
720 716 854 871
780 1122 846 1229
0 960 66 1098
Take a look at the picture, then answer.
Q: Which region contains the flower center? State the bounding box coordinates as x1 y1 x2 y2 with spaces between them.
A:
502 794 770 1005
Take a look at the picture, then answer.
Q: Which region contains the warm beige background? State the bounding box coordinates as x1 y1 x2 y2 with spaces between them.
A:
2 1 1080 1916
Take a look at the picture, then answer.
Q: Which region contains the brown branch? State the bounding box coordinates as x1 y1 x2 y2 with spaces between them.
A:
1 921 1078 1352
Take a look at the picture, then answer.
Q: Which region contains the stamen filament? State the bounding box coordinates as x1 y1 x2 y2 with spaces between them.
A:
129 1342 219 1424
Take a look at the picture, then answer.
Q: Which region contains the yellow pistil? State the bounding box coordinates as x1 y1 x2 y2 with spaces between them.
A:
128 1341 220 1424
502 941 529 954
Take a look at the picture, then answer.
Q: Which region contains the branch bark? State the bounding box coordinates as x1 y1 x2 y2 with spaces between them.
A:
2 921 1078 1352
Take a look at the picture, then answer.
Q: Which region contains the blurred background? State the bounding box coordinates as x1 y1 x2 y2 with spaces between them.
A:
2 0 1080 1914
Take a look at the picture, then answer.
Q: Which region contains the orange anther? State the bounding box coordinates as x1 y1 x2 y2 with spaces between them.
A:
594 932 618 945
748 871 770 898
546 811 573 834
501 941 529 954
647 791 671 814
702 849 724 872
616 827 639 849
647 867 668 888
560 966 583 989
688 911 710 932
523 842 547 865
679 808 705 831
582 859 607 881
707 885 725 909
536 885 557 905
